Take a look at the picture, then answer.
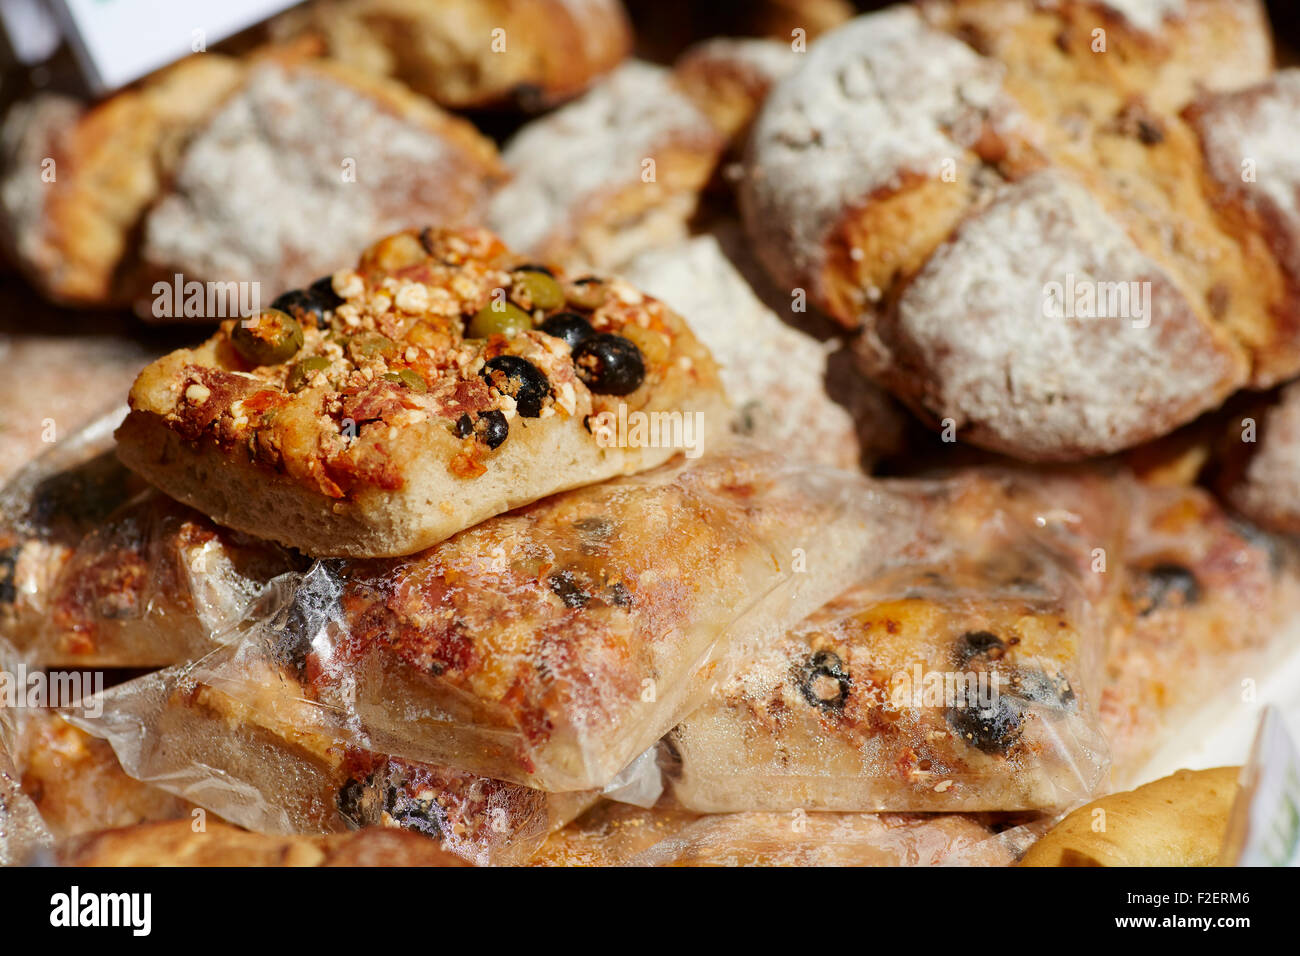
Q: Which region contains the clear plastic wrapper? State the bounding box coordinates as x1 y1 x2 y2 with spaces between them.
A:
67 641 598 866
0 407 303 667
666 469 1126 812
536 801 1025 866
0 638 52 865
630 812 1029 866
14 710 194 841
1099 483 1300 785
195 450 926 791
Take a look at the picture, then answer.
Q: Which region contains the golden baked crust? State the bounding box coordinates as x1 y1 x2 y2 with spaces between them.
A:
58 819 470 867
117 227 728 557
0 55 246 306
268 0 633 109
1020 766 1240 866
88 655 595 865
489 62 726 273
1 421 299 668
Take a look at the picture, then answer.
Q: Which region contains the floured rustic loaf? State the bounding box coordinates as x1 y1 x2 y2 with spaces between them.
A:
741 3 1300 461
116 227 728 557
0 51 505 314
488 61 725 272
267 0 632 110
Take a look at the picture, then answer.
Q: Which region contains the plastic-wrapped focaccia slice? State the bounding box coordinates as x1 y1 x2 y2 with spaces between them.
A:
666 469 1126 813
256 450 922 791
628 809 1020 867
66 648 597 867
0 639 52 864
1100 483 1300 785
0 407 302 667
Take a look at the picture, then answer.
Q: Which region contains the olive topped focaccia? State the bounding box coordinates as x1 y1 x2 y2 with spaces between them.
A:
666 469 1128 813
116 227 728 558
221 452 916 792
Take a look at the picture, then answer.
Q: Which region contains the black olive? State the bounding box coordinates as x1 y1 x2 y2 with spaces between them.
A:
954 630 1006 666
336 775 377 829
270 289 332 330
0 546 17 605
539 312 595 350
1010 669 1076 712
384 786 443 838
796 650 851 712
548 569 591 609
1134 563 1200 617
946 696 1024 754
513 263 554 277
607 581 633 608
455 411 509 449
308 275 344 308
572 334 645 395
479 355 551 417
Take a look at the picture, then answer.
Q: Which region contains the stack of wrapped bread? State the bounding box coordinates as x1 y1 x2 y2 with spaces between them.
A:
2 0 1299 867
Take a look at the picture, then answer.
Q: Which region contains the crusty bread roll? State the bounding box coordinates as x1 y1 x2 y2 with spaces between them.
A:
0 50 505 314
488 62 725 273
1020 766 1240 866
267 0 632 110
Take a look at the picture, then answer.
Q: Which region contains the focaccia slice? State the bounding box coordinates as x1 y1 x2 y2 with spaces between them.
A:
68 654 595 867
666 469 1126 812
1 409 301 668
220 451 919 791
117 227 728 558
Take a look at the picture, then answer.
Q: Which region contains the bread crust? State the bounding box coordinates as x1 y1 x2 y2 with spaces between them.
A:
1020 766 1239 866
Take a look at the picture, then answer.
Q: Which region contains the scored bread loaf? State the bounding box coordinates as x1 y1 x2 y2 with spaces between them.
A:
741 3 1300 461
0 50 505 315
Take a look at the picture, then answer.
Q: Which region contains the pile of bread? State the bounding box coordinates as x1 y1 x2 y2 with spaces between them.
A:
1 0 1297 867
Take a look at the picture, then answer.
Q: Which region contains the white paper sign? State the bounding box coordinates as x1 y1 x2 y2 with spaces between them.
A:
49 0 303 92
1221 706 1300 866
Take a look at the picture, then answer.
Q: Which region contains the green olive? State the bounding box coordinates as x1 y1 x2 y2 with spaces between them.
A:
286 355 331 392
348 331 397 360
468 300 532 339
566 277 608 311
231 309 303 366
512 270 565 312
383 368 427 393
